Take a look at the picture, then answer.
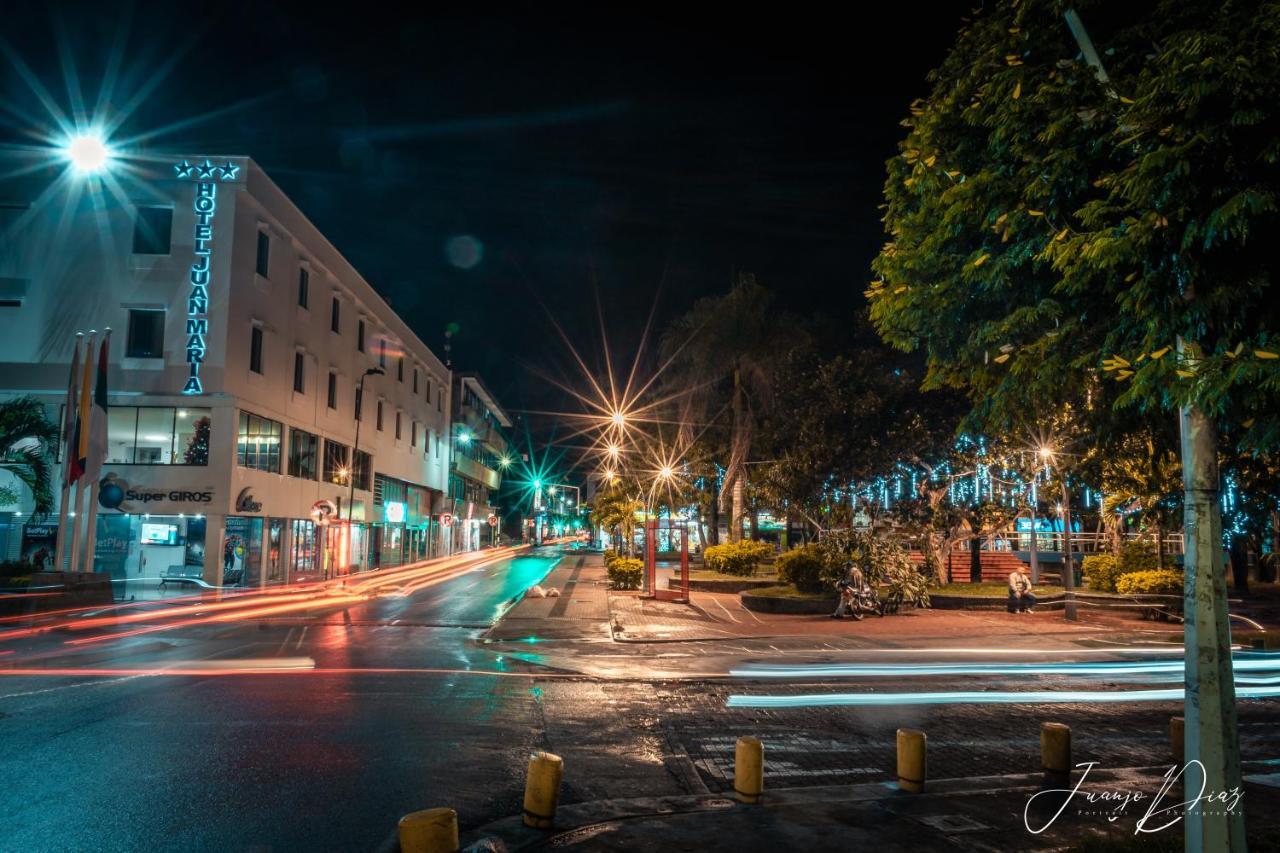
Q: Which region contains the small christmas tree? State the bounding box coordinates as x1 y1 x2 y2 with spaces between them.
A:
183 416 211 465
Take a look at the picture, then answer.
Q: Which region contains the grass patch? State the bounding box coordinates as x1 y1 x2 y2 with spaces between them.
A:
748 584 833 600
933 582 1056 597
688 570 779 583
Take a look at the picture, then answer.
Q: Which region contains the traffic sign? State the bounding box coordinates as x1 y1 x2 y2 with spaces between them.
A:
487 514 498 527
441 513 453 527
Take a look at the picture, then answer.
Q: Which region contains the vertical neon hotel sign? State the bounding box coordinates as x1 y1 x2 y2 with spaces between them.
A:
173 158 240 394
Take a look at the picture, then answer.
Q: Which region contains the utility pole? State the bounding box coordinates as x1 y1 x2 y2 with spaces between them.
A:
1065 10 1244 850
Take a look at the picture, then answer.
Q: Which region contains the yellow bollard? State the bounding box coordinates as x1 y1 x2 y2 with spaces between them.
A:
1041 722 1071 787
1170 716 1185 765
522 751 564 829
398 808 459 853
734 736 765 804
896 729 926 793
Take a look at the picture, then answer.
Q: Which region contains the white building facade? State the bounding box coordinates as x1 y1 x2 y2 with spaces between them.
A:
0 156 452 589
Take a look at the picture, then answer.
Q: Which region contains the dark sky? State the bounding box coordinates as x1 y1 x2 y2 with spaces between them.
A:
5 2 965 447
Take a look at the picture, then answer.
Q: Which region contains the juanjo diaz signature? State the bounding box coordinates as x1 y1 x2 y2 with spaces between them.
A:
1024 761 1244 835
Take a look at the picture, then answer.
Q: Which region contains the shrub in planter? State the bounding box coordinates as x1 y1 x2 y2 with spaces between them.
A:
703 541 773 576
1082 553 1121 592
776 544 827 593
606 557 643 590
1115 569 1182 596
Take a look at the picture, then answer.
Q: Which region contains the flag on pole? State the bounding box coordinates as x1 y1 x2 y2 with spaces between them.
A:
85 331 109 481
72 333 95 484
61 337 82 486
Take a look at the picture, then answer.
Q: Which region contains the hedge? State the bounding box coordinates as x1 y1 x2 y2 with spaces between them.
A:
775 544 826 593
1082 542 1161 592
607 557 643 590
702 541 773 576
1115 569 1182 596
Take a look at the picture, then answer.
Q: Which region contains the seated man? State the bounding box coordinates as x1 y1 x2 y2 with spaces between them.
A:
1008 567 1036 613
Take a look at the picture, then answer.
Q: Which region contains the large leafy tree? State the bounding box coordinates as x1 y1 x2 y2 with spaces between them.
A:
870 3 1280 849
660 275 783 542
0 397 57 517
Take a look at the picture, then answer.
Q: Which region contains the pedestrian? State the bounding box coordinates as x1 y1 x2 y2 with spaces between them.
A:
1008 566 1035 613
831 561 866 620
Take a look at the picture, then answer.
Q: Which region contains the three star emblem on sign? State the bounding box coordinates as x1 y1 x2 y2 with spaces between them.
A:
173 159 240 180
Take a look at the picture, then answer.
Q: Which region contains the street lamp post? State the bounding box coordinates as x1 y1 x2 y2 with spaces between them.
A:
348 367 385 570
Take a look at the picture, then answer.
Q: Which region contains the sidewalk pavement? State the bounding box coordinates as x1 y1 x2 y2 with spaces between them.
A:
456 762 1280 851
484 554 612 642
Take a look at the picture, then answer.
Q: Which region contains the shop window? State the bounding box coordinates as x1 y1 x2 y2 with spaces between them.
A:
126 309 165 359
237 411 282 473
132 206 172 255
289 519 316 576
288 428 319 480
104 406 211 465
323 439 350 485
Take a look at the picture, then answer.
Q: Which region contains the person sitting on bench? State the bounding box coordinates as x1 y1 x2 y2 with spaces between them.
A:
1008 568 1035 613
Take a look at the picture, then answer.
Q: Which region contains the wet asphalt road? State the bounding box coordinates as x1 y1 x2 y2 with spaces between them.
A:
3 550 1280 852
0 551 586 853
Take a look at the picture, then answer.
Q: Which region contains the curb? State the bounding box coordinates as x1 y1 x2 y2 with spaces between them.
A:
739 592 836 614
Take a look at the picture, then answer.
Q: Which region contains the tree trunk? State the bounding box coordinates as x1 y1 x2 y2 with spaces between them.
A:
1154 520 1165 569
749 507 759 541
969 535 982 583
1060 481 1077 621
1180 403 1246 853
730 476 744 544
928 535 948 585
708 477 721 546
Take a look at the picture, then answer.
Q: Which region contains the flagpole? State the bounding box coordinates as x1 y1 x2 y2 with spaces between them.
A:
52 333 83 574
68 331 96 574
82 328 111 578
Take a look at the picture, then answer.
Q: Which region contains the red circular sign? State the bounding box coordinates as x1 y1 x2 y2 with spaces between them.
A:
487 514 498 527
441 513 453 527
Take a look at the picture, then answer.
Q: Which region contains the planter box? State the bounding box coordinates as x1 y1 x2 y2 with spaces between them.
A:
740 591 837 614
663 576 778 594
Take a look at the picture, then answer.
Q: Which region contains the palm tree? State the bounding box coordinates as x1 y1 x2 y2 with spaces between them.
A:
0 397 58 518
590 485 643 555
660 275 779 543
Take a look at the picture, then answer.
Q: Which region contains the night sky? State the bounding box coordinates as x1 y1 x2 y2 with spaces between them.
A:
4 2 965 450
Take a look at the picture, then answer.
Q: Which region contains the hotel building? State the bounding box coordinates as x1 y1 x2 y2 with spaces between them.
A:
0 155 452 589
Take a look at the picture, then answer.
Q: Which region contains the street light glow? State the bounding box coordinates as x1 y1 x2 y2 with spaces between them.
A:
64 130 113 174
659 466 673 479
606 444 620 457
610 411 626 427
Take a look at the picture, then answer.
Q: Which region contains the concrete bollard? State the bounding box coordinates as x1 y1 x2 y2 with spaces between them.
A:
896 729 926 793
398 808 459 853
1041 723 1071 787
734 736 765 804
1170 716 1185 765
522 751 564 829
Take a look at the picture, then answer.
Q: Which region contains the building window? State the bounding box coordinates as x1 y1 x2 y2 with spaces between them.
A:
293 351 305 394
132 206 172 255
413 368 419 394
352 449 371 491
327 371 337 409
237 411 283 473
288 427 319 480
378 338 386 367
255 230 270 277
395 411 402 440
330 296 341 334
376 400 384 431
323 439 350 485
437 389 443 412
125 309 165 359
357 319 365 352
397 356 404 382
106 406 211 465
411 421 417 448
249 326 264 374
354 387 362 421
298 268 309 308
